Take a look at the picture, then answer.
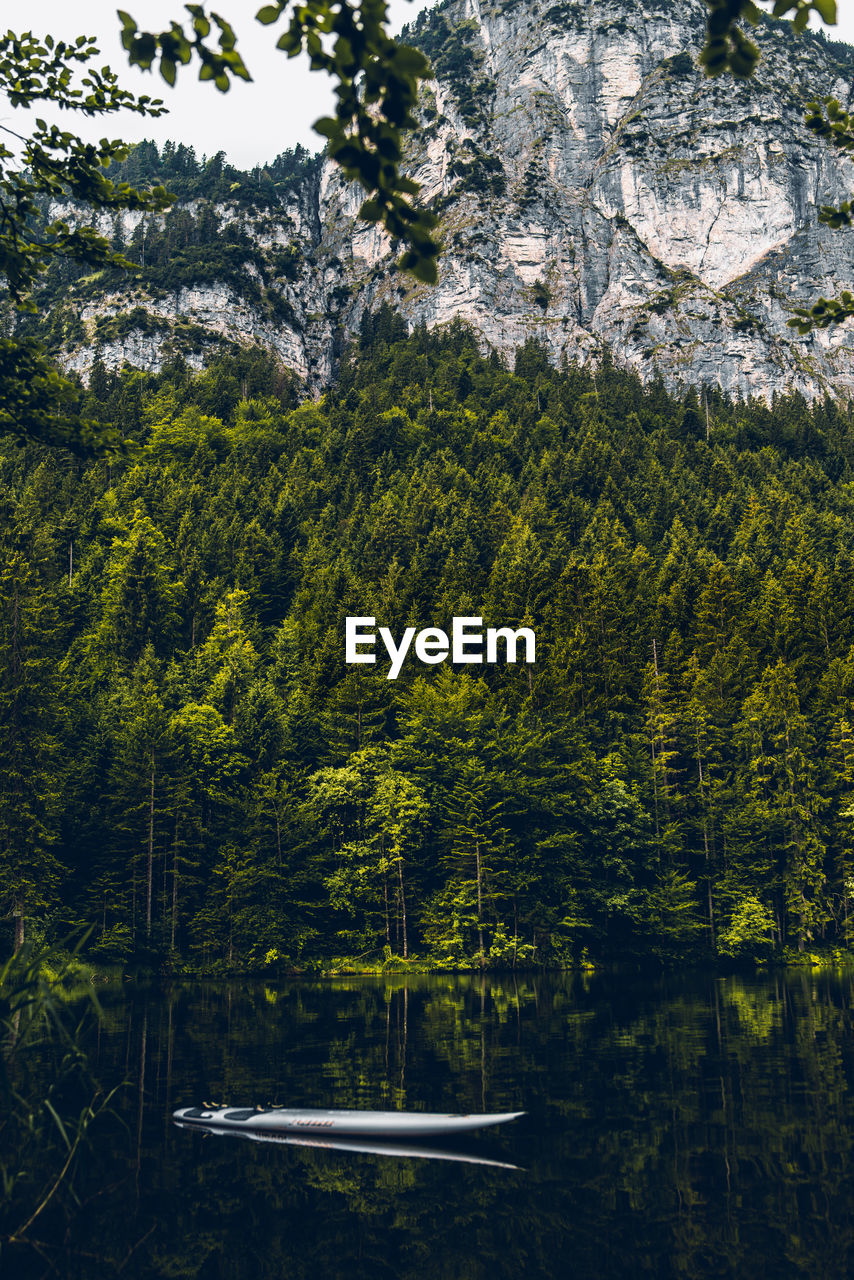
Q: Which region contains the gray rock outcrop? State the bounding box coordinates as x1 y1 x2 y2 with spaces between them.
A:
52 0 854 400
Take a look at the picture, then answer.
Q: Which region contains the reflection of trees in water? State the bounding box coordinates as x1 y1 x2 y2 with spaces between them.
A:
0 943 123 1274
7 970 854 1277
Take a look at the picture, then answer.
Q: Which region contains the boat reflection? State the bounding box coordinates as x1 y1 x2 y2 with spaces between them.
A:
173 1120 523 1170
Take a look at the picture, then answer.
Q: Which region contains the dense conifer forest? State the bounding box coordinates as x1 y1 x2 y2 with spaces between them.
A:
4 313 854 971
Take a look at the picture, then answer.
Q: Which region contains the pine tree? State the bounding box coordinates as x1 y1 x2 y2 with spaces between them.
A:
98 506 183 664
736 660 828 950
369 771 429 959
0 552 63 949
195 587 259 725
641 640 683 865
440 759 508 966
105 644 171 946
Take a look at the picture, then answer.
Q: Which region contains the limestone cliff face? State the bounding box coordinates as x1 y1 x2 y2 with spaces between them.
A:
56 0 854 400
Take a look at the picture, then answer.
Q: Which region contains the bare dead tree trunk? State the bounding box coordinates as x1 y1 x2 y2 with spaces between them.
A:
13 903 24 952
476 839 484 964
383 873 391 946
706 856 715 951
397 855 408 959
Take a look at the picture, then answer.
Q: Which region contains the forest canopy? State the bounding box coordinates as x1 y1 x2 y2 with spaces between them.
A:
3 321 854 971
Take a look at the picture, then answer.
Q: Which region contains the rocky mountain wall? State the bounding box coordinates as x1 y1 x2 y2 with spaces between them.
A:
47 0 854 401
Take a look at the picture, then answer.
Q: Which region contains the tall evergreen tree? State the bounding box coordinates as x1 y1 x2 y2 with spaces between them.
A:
0 553 63 949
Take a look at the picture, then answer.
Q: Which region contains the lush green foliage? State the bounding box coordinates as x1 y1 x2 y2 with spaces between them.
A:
4 321 854 969
0 31 169 305
0 938 112 1251
0 31 173 451
106 138 320 207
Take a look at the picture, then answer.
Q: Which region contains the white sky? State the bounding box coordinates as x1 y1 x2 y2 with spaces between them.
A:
7 1 854 169
6 0 435 167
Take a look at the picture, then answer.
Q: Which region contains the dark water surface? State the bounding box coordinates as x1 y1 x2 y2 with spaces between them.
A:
9 969 854 1278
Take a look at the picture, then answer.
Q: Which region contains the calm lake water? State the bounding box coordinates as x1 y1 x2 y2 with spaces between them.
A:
7 969 854 1278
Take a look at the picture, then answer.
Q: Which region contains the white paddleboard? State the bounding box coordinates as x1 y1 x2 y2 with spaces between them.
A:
173 1105 525 1139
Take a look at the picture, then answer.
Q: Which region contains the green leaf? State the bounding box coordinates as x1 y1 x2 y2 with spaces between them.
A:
330 142 363 167
813 0 837 22
390 45 431 76
127 32 157 67
256 4 281 23
313 116 339 139
403 254 439 284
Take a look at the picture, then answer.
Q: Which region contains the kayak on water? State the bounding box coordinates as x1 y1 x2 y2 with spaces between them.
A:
173 1120 524 1169
172 1104 526 1139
